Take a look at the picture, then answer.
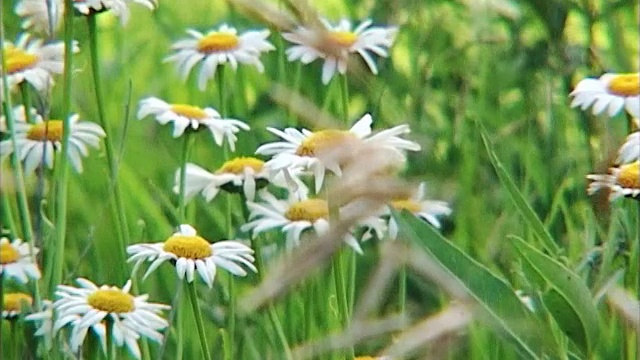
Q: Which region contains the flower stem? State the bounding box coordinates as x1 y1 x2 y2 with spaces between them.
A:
49 0 75 296
177 133 193 222
399 264 407 314
340 74 350 124
252 236 293 360
186 281 212 360
87 14 130 282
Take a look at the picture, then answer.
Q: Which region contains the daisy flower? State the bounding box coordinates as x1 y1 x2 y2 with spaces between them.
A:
617 131 639 164
570 73 640 118
241 190 385 253
25 300 55 349
256 113 421 193
1 33 76 94
283 18 398 84
0 236 41 283
15 0 63 35
385 183 452 240
126 224 257 288
587 161 640 201
53 278 170 359
165 24 275 90
0 107 106 174
72 0 156 25
137 97 249 150
174 157 269 203
2 292 33 319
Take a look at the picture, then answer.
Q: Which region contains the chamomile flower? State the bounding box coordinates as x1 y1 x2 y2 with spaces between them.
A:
617 131 639 164
256 113 421 193
137 97 249 150
587 161 640 201
0 107 106 174
174 157 269 202
165 24 275 90
283 18 398 84
15 0 63 35
1 33 76 94
241 190 384 253
385 183 452 240
2 292 33 319
126 225 257 288
570 73 640 118
53 278 170 359
72 0 156 25
25 300 55 349
0 237 41 283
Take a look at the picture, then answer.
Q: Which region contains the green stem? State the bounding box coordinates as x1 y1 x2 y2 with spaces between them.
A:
399 264 407 314
175 283 184 360
49 0 75 296
217 67 227 116
252 236 293 360
187 281 213 360
177 134 193 222
340 74 350 124
1 192 17 236
87 14 130 281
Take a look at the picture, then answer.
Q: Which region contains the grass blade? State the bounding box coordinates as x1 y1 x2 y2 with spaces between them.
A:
511 235 600 355
394 210 557 359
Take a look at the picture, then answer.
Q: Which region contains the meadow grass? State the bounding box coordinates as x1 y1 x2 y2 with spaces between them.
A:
1 0 639 359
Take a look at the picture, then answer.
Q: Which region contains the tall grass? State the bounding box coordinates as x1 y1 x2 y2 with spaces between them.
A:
1 0 639 359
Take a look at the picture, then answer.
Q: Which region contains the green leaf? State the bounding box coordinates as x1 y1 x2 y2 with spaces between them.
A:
511 235 600 355
394 210 557 359
478 122 561 256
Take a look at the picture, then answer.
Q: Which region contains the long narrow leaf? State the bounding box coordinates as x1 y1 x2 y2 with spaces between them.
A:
478 122 561 256
394 210 557 359
511 235 600 355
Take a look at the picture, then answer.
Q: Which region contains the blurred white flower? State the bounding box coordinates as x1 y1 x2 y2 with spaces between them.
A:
165 24 275 90
1 33 77 94
385 182 452 240
283 18 397 84
0 107 106 174
72 0 156 25
617 131 639 164
15 0 63 35
137 97 249 150
256 113 420 194
2 292 33 319
570 73 640 118
0 237 41 283
127 224 257 288
242 190 385 253
54 278 169 359
587 161 640 201
25 300 55 349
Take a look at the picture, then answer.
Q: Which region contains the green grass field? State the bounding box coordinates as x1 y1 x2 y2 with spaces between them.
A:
1 0 639 359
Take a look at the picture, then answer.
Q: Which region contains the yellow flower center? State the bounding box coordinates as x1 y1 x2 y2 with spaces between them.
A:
328 31 358 48
390 199 421 213
26 120 64 142
296 129 356 157
617 161 640 189
216 157 264 174
170 104 208 120
285 199 329 222
87 289 135 313
607 73 640 97
3 45 38 74
0 242 20 264
197 32 240 53
163 235 213 259
3 293 33 312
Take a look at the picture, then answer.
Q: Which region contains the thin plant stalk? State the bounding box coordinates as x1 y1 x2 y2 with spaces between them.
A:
86 14 130 280
177 133 193 221
187 281 213 360
48 0 74 296
252 236 293 360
